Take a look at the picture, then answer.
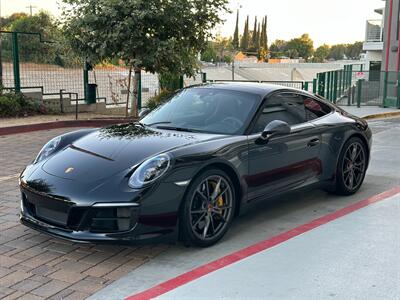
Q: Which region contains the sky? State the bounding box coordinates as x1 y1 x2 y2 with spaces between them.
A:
2 0 385 47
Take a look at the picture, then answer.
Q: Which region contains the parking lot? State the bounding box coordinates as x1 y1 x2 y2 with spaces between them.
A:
0 118 399 300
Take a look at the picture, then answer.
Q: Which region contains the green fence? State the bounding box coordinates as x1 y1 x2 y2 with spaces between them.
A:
0 31 166 114
316 65 400 108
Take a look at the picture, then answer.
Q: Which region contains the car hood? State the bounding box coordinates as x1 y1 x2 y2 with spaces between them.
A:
42 123 225 182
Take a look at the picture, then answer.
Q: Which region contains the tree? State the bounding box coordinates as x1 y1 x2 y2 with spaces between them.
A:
261 16 268 49
62 0 229 116
201 42 218 62
201 36 234 63
214 35 234 62
328 44 346 60
269 39 288 58
0 13 28 29
251 16 257 50
255 22 261 50
232 9 239 49
240 15 250 51
2 11 60 64
313 44 330 62
285 34 314 61
345 42 363 59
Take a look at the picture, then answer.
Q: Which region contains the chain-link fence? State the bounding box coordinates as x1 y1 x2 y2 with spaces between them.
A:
0 31 167 117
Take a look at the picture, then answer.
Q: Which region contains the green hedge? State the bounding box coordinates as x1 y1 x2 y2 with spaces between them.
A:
0 92 46 117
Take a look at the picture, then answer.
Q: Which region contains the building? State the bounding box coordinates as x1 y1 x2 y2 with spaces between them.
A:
382 0 400 107
362 6 384 79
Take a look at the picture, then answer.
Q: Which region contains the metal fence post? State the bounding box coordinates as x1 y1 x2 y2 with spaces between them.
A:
333 70 338 103
357 79 362 108
202 72 207 83
179 75 184 89
382 71 388 106
83 61 89 102
348 65 353 88
312 78 317 94
318 73 326 97
59 89 65 113
137 71 142 111
11 32 21 93
327 72 331 101
347 85 351 106
304 81 309 91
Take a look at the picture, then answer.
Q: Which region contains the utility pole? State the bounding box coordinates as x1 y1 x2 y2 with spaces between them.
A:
26 5 37 16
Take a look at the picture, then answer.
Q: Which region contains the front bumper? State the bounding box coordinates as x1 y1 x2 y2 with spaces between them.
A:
19 183 184 244
20 186 145 242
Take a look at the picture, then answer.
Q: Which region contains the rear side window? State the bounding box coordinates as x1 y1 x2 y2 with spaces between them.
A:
251 93 307 133
303 97 332 120
251 93 332 133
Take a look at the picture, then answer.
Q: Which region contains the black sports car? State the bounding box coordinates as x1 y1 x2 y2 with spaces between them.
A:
19 83 371 247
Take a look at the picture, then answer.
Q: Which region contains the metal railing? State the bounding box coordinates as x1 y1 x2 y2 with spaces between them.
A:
316 66 400 108
365 20 383 42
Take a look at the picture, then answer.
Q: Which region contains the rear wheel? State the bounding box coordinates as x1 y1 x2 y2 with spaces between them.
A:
333 137 367 195
180 168 236 247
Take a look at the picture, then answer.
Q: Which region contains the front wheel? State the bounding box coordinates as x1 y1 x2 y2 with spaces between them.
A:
333 137 367 195
180 169 236 247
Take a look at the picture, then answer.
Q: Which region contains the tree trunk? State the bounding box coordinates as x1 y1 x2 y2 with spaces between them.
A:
125 66 132 118
131 67 141 118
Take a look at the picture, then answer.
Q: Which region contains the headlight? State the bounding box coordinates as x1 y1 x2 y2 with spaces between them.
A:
128 153 171 188
34 136 62 163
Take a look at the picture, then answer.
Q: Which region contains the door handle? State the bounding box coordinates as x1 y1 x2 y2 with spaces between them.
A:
307 138 320 147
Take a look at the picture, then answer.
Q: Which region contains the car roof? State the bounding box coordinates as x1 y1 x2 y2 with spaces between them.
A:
188 82 303 98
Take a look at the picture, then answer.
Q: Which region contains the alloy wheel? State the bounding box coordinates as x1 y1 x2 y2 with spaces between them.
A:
189 175 234 241
342 141 366 191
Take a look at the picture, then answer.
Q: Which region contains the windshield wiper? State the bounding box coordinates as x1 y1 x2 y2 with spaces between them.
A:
155 125 202 133
133 122 146 128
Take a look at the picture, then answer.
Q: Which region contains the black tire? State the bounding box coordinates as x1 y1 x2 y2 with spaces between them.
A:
332 137 367 195
180 168 236 247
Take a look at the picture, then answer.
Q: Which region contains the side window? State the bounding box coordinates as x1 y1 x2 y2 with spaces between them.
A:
303 97 332 121
251 93 307 133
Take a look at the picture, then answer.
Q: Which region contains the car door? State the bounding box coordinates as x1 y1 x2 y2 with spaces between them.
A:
245 92 322 202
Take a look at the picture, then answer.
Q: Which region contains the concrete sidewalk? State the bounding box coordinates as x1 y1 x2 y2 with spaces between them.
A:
0 113 124 128
339 105 400 119
132 190 400 300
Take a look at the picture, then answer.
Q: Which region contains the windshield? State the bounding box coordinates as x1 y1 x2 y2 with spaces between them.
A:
141 88 260 135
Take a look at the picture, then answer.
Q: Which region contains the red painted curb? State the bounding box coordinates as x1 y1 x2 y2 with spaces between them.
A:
0 119 132 136
126 186 400 300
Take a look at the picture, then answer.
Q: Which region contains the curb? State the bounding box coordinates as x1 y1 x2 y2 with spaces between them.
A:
0 118 133 136
362 111 400 120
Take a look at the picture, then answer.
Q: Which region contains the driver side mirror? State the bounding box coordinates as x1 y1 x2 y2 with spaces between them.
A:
259 120 291 142
139 107 150 119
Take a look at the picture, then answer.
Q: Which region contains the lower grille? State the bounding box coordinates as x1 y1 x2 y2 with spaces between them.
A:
21 189 138 233
22 190 72 228
89 207 137 233
36 206 68 226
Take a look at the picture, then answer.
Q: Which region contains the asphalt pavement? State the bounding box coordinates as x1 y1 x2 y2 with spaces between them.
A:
90 118 400 300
